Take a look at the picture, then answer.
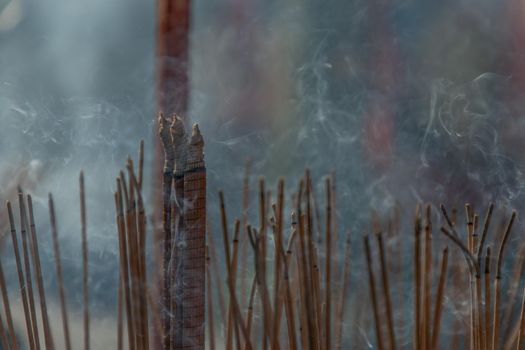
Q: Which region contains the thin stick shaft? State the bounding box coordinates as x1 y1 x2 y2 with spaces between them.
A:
431 247 449 350
27 195 54 350
324 177 332 350
18 192 41 350
7 201 35 350
0 254 18 350
377 232 396 350
80 172 90 350
49 194 72 350
364 235 384 350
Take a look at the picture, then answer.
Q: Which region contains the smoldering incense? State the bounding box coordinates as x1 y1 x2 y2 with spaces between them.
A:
48 194 72 350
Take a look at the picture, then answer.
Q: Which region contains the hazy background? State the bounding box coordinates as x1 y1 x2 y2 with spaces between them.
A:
2 0 525 348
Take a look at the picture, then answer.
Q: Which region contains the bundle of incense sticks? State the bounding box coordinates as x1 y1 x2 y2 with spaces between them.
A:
3 138 525 350
208 166 525 350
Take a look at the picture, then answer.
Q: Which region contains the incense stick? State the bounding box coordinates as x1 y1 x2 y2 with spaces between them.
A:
431 247 449 350
324 177 332 350
0 252 18 350
414 205 422 350
27 194 54 350
364 235 384 350
80 171 90 350
493 211 517 350
115 182 135 350
18 190 41 350
48 194 72 350
377 232 396 350
7 200 36 350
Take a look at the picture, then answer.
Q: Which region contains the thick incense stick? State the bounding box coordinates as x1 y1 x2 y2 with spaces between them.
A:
0 253 18 350
492 211 517 350
27 194 54 350
18 190 41 350
48 194 72 350
431 247 449 350
364 235 384 350
7 201 35 350
377 232 396 350
80 172 90 350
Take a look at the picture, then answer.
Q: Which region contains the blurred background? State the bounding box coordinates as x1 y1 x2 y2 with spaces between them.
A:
2 0 525 348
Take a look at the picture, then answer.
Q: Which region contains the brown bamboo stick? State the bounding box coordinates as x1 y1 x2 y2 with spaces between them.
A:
125 166 143 350
7 200 36 350
304 171 320 349
364 235 384 350
230 220 241 349
271 178 285 350
127 163 149 350
17 191 40 350
0 251 18 350
245 275 257 349
431 247 449 350
27 194 53 350
137 139 144 190
492 211 517 350
296 179 315 350
79 172 90 350
324 177 332 350
48 194 72 350
335 231 351 350
423 204 432 350
115 182 135 350
485 247 492 350
414 205 422 350
278 237 298 350
377 232 396 350
500 235 525 341
516 283 525 350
